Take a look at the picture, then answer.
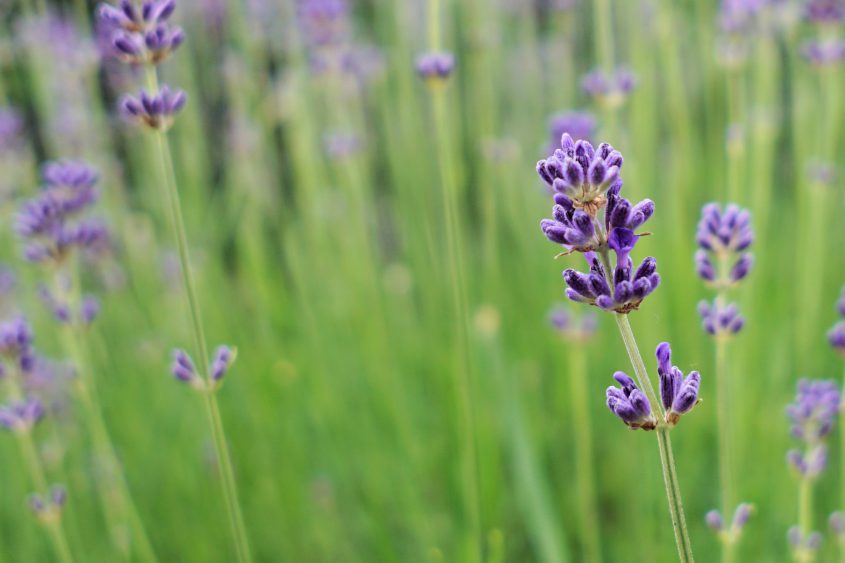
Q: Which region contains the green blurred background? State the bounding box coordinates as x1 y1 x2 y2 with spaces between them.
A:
0 0 844 561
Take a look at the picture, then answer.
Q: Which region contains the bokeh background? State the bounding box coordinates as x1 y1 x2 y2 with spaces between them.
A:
0 0 844 561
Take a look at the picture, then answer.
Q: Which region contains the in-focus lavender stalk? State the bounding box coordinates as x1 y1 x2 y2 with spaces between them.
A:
15 160 155 561
786 379 840 562
97 1 253 561
0 317 74 563
537 133 696 561
695 203 754 561
549 305 601 561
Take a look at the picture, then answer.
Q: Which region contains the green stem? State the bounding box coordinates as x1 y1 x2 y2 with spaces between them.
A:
567 345 602 562
614 314 695 562
146 67 253 563
715 333 735 563
593 0 615 72
426 0 480 560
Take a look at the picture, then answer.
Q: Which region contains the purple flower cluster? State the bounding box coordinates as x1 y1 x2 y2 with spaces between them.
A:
99 0 184 64
171 346 236 391
0 317 35 373
16 161 108 266
804 0 845 24
120 86 187 131
0 399 45 433
297 0 349 47
698 300 744 336
416 52 455 82
606 342 701 429
548 304 598 341
788 527 823 559
656 342 701 425
801 38 845 65
695 203 753 286
828 285 845 354
606 371 655 430
705 503 754 541
580 67 636 107
786 379 840 478
28 485 67 521
538 135 659 314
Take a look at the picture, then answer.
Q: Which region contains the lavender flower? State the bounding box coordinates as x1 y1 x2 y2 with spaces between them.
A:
829 322 845 354
656 342 701 425
120 87 187 130
695 203 754 286
706 503 755 542
804 0 845 24
538 135 660 313
0 107 25 152
0 317 35 372
98 0 184 64
788 527 823 560
415 52 455 82
0 399 45 433
606 371 656 430
787 379 840 443
16 168 109 267
831 511 845 537
546 111 596 153
172 346 236 390
297 0 349 47
698 299 745 336
580 67 636 107
801 37 845 65
548 304 598 341
838 286 845 317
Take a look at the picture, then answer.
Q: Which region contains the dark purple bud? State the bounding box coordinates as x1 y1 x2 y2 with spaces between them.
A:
656 342 672 376
695 250 715 281
634 257 656 280
628 199 655 229
563 269 595 299
672 371 701 414
171 349 198 383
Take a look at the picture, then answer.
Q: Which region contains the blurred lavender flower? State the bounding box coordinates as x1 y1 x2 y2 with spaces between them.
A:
606 371 656 430
120 86 187 130
98 0 184 64
546 111 596 153
804 0 845 24
831 511 845 540
172 346 236 391
829 286 845 354
695 203 753 288
787 379 840 443
788 527 823 559
0 399 45 433
801 37 845 64
706 503 754 543
580 67 636 108
0 317 35 371
416 52 455 82
16 161 109 266
698 299 745 336
323 131 363 160
548 304 598 341
0 107 24 152
538 134 659 313
655 342 701 425
297 0 349 47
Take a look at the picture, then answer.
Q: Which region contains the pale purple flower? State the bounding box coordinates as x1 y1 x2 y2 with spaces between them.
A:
548 304 598 341
297 0 349 47
829 321 845 354
171 349 198 384
698 299 745 336
787 379 840 443
830 511 845 536
788 527 823 559
547 111 596 153
580 67 636 106
804 0 845 24
695 203 753 288
211 346 234 381
801 37 845 65
416 52 455 81
0 399 45 432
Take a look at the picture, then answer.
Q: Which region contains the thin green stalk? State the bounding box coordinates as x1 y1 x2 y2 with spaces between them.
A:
145 67 253 563
797 477 814 563
714 332 736 563
426 0 481 559
7 372 74 563
593 0 615 72
614 313 695 563
567 345 602 562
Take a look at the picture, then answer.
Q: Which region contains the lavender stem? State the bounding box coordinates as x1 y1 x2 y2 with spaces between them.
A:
145 67 253 563
614 313 695 562
799 477 813 563
715 291 736 563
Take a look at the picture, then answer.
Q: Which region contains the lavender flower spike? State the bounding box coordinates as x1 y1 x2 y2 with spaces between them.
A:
171 349 200 386
120 86 187 130
0 399 45 433
655 342 701 425
606 371 656 430
786 379 840 443
211 345 236 382
99 0 184 65
695 203 754 289
698 299 745 336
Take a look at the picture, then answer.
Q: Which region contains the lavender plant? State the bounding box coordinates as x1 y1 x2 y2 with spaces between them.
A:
786 379 840 562
695 203 754 561
15 160 155 560
0 317 74 563
538 133 697 561
828 285 845 560
98 1 252 561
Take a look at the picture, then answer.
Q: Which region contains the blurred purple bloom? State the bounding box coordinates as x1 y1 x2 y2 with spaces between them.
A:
548 304 598 340
606 371 655 430
804 0 845 24
580 67 637 106
547 111 596 153
695 203 753 288
829 321 845 354
787 445 828 478
706 510 724 531
211 346 234 381
698 299 745 336
171 349 199 384
297 0 349 47
0 317 35 371
656 342 701 425
0 398 45 432
787 379 840 443
120 86 187 130
416 52 455 81
831 511 845 536
801 38 845 65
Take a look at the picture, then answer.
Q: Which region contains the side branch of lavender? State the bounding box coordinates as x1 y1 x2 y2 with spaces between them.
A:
537 133 697 561
98 2 252 561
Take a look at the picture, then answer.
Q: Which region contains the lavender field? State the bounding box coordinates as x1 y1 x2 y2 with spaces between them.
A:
0 0 844 561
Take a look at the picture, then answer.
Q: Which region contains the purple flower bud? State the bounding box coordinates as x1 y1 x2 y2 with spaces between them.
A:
210 345 234 381
729 254 753 282
120 86 187 130
705 510 724 531
657 342 701 425
28 494 46 514
171 348 198 383
415 52 455 81
606 371 655 430
81 296 100 324
731 503 753 531
829 321 845 355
